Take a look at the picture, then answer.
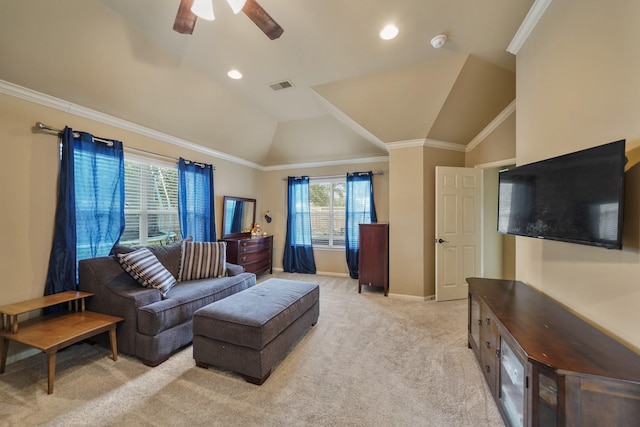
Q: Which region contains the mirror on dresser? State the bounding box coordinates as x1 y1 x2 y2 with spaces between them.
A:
220 196 273 276
221 196 256 239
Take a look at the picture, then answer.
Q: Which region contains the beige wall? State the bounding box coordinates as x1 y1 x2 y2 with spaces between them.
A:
516 0 640 351
388 144 465 298
389 146 425 297
0 92 262 362
481 168 502 279
465 113 516 167
465 114 517 281
261 162 389 276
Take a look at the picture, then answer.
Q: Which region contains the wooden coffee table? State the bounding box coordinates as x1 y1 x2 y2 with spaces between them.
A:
0 291 123 394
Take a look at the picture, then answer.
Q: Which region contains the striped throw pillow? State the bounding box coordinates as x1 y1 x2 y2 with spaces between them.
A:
178 241 227 282
117 247 177 297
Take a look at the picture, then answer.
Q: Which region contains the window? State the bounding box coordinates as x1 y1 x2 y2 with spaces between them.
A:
309 179 346 247
121 155 180 247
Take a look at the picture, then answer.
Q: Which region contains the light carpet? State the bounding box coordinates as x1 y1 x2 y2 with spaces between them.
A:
0 273 504 426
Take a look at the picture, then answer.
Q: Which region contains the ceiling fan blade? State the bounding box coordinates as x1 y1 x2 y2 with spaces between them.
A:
242 0 284 40
173 0 197 35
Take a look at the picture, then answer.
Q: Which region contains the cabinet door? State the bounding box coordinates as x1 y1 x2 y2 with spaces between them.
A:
469 292 481 352
531 364 558 427
499 333 527 427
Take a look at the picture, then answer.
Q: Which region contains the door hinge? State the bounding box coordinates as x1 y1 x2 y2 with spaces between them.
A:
526 376 529 388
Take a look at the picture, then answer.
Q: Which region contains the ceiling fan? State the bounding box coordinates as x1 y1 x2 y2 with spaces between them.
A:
173 0 283 40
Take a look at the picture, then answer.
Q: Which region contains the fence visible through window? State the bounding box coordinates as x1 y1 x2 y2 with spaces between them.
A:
121 157 180 247
309 180 345 247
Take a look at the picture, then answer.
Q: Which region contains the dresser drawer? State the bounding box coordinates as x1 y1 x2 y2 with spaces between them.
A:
238 239 270 253
238 248 271 265
243 257 272 274
222 235 273 276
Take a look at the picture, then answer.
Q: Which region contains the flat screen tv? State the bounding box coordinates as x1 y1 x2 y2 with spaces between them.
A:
497 140 626 249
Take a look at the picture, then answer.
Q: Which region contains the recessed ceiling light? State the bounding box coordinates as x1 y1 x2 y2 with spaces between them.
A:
379 24 398 40
227 69 243 79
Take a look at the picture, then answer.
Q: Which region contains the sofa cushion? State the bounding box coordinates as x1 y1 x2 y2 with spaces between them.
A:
178 241 227 282
117 247 176 297
111 237 192 279
137 273 257 336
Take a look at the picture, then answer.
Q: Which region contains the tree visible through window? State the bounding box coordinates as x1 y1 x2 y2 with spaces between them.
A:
121 156 180 247
309 179 346 247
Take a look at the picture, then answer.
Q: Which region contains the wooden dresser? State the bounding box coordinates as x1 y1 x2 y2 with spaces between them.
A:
358 223 389 296
222 235 273 276
467 277 640 426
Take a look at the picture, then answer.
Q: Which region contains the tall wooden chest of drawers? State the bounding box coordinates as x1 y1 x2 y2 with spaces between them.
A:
358 223 389 296
222 235 273 276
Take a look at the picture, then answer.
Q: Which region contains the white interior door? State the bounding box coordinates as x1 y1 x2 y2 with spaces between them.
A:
435 166 483 301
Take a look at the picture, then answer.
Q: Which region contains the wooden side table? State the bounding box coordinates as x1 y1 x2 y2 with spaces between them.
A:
0 291 123 394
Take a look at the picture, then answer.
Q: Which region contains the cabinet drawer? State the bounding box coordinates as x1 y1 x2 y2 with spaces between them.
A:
238 249 271 265
243 257 272 274
239 239 271 253
480 304 500 395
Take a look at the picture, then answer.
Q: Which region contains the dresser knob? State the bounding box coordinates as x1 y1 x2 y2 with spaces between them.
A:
485 365 491 373
486 341 491 349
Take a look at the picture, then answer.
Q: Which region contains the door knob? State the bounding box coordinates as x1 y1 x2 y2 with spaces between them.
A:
437 238 449 244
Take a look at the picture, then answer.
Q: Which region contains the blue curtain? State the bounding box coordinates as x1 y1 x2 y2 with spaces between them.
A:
44 127 125 298
283 176 316 274
178 158 216 242
345 171 377 279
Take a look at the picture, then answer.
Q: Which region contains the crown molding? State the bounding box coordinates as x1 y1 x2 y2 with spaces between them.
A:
262 156 389 172
425 138 467 152
386 139 425 150
466 100 516 152
473 158 516 169
0 79 262 170
507 0 553 55
386 138 467 152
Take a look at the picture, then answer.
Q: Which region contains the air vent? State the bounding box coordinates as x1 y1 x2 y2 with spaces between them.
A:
268 80 294 91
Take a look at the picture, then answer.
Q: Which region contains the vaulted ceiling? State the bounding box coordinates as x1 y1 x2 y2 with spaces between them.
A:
0 0 532 166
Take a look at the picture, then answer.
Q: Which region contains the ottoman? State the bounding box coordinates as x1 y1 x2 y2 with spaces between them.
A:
192 278 319 385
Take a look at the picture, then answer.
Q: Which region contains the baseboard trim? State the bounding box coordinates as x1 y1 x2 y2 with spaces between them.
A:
270 267 350 278
387 293 433 301
6 347 41 365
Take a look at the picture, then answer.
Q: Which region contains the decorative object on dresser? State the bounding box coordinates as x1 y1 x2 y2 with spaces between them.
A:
358 223 389 296
467 277 640 427
223 235 273 276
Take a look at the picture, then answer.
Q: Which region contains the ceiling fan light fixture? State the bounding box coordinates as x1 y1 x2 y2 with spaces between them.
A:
379 24 399 40
191 0 215 21
226 0 247 14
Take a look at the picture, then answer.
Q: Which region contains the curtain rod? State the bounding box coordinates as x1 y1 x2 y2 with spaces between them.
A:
36 122 116 146
35 122 213 168
282 171 384 181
